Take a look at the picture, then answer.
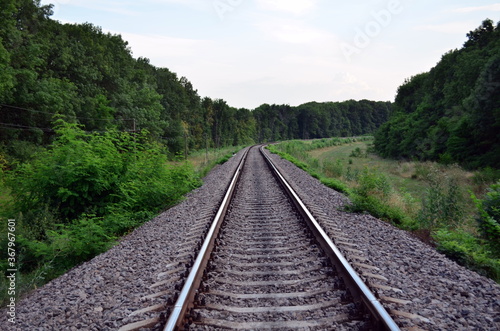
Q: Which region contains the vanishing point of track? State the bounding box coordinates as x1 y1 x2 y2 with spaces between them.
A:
164 146 399 330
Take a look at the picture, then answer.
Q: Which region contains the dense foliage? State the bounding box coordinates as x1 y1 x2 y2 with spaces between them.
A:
269 139 500 281
473 183 500 257
0 121 201 291
0 0 393 304
374 19 500 169
0 0 391 158
254 101 391 142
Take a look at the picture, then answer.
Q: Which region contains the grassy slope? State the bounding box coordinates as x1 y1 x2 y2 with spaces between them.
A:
269 138 500 282
310 140 480 209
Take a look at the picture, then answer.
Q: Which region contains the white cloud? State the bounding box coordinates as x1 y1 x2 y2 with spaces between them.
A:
331 72 382 99
414 21 476 34
255 0 318 15
46 0 210 15
46 0 140 16
117 32 213 59
255 17 337 44
453 3 500 13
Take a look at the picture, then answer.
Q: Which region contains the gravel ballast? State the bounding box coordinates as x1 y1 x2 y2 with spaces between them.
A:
1 149 247 330
262 148 500 330
2 146 499 330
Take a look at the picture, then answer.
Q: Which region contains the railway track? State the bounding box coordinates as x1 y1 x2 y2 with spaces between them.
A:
164 146 398 330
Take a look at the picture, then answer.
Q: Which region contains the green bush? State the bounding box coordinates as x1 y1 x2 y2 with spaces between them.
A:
347 194 409 226
216 153 233 165
349 147 365 158
345 166 360 181
419 173 465 229
1 120 201 304
434 228 500 281
473 182 500 257
18 215 115 272
320 177 351 195
473 167 500 186
323 159 343 178
8 122 127 220
8 121 200 223
356 168 392 199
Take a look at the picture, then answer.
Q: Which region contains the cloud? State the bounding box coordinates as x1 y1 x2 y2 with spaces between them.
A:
264 22 328 43
47 0 210 15
414 21 476 34
46 0 141 16
255 17 337 44
453 3 500 13
117 32 212 59
255 0 318 15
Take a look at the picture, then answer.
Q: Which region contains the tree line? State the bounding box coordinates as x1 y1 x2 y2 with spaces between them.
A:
0 0 391 160
374 19 500 169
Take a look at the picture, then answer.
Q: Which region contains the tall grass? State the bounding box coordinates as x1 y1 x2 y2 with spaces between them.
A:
187 146 245 178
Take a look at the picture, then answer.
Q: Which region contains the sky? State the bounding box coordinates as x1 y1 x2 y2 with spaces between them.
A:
40 0 500 109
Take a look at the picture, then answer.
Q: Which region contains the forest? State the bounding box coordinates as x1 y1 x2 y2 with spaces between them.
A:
0 0 391 159
0 0 392 302
374 19 500 169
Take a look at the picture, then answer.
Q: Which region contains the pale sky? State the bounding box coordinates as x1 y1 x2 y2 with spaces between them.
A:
40 0 500 109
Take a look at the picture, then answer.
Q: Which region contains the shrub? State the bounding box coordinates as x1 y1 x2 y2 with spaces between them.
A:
347 194 409 226
472 182 500 257
350 147 363 158
434 228 500 281
1 120 201 301
216 153 232 165
473 167 500 186
418 172 465 229
320 177 351 195
345 166 360 182
8 121 201 223
323 159 343 178
8 122 126 220
356 168 392 199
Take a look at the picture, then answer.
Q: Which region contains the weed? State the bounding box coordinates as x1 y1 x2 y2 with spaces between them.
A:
418 171 466 230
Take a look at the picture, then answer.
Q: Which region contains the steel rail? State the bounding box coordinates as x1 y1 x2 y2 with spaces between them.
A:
260 146 400 331
163 147 250 331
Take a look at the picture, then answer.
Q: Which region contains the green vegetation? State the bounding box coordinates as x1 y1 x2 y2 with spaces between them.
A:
374 19 500 169
0 1 390 157
188 146 244 179
1 1 498 306
0 121 201 305
0 1 391 306
253 101 392 142
269 138 500 282
367 19 500 280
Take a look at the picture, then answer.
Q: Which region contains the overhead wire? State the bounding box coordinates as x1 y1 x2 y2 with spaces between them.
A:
0 103 135 122
0 103 136 133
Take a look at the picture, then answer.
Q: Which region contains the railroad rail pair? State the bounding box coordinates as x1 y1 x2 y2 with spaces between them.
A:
164 146 399 330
